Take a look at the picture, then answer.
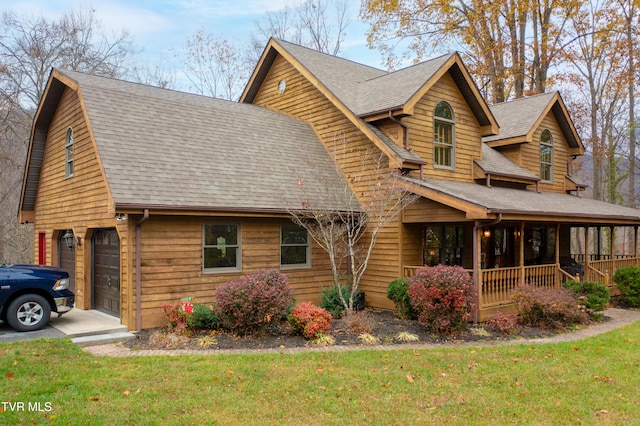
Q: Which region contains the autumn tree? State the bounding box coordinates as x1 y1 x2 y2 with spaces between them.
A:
361 0 583 103
0 9 136 262
287 138 418 313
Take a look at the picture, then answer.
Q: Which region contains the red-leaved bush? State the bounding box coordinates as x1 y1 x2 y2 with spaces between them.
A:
407 265 476 334
289 302 333 339
511 284 589 329
215 269 293 335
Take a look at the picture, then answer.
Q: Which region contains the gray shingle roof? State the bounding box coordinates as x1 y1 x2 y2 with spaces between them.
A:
483 92 557 143
475 144 539 181
57 69 359 212
273 39 455 117
403 176 640 222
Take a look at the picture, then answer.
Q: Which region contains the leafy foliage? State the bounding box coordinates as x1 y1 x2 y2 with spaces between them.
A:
320 284 362 318
187 303 221 330
386 277 414 320
159 303 190 333
486 311 520 335
613 265 640 307
215 269 293 335
563 280 610 319
511 285 589 329
407 265 476 334
289 302 333 339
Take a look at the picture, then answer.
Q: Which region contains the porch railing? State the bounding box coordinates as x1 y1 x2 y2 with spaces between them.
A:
403 258 640 311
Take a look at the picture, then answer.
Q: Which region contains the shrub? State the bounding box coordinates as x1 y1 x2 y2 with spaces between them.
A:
407 265 476 335
563 280 610 319
320 284 363 318
486 311 520 335
386 278 414 320
613 265 640 307
160 303 190 333
187 303 221 330
511 285 589 329
215 269 294 335
289 302 333 339
341 310 375 334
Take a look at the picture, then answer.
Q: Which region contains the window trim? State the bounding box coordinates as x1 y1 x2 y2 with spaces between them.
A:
280 223 311 270
433 101 455 170
65 127 74 178
202 223 242 274
540 129 553 183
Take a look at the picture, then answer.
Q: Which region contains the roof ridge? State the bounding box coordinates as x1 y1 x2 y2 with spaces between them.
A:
361 52 455 84
489 91 557 107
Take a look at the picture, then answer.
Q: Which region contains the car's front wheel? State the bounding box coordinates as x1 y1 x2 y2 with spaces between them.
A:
6 294 51 332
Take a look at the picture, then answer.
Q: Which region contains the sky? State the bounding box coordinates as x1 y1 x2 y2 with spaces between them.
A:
3 0 388 89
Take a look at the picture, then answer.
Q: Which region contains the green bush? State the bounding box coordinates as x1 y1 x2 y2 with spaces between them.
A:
613 265 640 307
511 285 589 329
407 265 476 335
563 280 610 320
187 303 221 330
320 284 362 318
386 278 414 320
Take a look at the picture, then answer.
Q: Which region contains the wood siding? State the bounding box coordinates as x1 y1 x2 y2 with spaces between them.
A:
135 216 334 328
404 72 483 183
519 114 571 193
31 87 126 320
250 55 403 308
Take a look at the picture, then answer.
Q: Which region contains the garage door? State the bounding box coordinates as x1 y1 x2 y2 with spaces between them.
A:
92 229 120 317
58 230 76 294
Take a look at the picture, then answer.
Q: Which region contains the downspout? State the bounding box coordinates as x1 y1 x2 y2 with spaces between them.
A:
472 213 503 323
388 111 410 150
136 209 149 331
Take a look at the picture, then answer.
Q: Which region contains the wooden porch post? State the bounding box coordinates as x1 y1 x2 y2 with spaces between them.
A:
635 226 638 258
555 223 561 288
473 221 482 323
519 222 525 284
584 225 590 281
610 226 615 261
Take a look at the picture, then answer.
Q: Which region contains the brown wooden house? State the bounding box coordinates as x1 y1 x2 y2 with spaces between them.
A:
20 38 640 329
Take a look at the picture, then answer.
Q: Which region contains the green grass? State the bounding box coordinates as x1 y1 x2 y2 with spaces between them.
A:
1 323 639 425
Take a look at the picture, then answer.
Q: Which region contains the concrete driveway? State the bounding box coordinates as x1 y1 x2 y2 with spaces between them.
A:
0 319 65 343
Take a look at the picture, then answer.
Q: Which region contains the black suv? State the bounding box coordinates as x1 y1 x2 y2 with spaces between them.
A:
0 264 75 332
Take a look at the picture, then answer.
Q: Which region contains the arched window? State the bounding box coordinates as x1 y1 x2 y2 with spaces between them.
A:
434 101 455 168
65 128 74 178
540 129 553 182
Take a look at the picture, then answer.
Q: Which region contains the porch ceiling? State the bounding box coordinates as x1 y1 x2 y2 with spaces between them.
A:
401 176 640 225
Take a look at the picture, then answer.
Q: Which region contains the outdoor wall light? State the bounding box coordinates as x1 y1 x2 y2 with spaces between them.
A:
62 230 81 249
483 229 491 238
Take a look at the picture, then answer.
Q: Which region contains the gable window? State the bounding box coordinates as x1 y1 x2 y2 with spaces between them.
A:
65 128 74 178
203 224 241 272
281 223 310 269
540 129 553 182
433 101 455 168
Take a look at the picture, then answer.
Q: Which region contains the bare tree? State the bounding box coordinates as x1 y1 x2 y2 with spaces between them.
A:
287 137 418 313
249 0 349 63
180 30 249 101
0 9 136 263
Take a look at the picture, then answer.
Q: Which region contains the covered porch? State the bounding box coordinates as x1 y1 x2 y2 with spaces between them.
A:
399 177 640 321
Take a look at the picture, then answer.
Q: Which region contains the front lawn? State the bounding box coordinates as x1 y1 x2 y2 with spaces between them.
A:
1 322 639 425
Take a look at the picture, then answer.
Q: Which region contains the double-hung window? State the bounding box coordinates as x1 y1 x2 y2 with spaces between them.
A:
540 129 553 182
203 224 241 272
65 128 74 178
280 223 310 269
434 101 455 169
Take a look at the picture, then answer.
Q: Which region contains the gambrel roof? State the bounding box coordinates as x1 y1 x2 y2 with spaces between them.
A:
483 91 584 155
21 68 359 214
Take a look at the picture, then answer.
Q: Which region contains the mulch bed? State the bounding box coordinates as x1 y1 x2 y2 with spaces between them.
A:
121 309 579 352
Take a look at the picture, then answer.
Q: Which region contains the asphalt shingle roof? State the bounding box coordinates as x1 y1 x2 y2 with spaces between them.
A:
58 69 358 212
475 144 539 181
483 92 557 143
403 176 640 221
